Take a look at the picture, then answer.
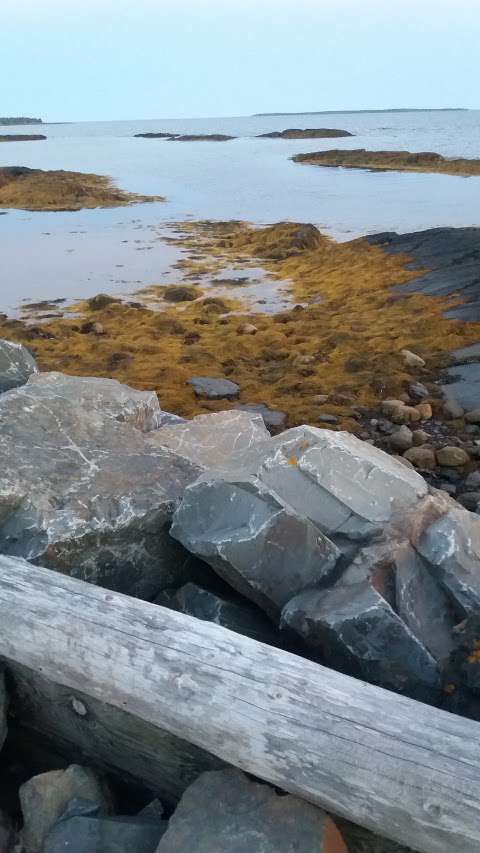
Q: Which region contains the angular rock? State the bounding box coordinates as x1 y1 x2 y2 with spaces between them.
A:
20 765 113 853
45 799 166 853
0 374 201 598
186 376 240 399
0 338 38 392
436 446 470 467
282 581 440 702
235 402 287 432
153 410 269 468
171 428 428 616
156 769 347 853
415 503 480 618
155 583 279 645
0 669 7 753
27 371 183 431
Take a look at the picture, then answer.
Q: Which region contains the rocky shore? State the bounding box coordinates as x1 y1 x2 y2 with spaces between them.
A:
257 127 353 138
293 148 480 176
0 336 480 850
0 166 163 211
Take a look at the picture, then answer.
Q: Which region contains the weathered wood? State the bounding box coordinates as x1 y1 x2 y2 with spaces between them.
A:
0 558 479 853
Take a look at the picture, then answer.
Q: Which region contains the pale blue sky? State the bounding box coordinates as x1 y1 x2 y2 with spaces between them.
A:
1 0 478 121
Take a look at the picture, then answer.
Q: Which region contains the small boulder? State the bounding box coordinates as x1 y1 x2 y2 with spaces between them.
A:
443 399 465 420
456 492 480 512
20 765 114 853
312 394 329 404
415 402 432 421
282 581 440 703
155 583 279 645
436 446 470 467
403 446 437 470
389 425 413 453
156 769 347 853
465 470 480 491
317 413 339 424
412 429 430 446
187 376 240 400
409 382 429 400
44 799 166 853
391 405 421 425
236 323 258 335
401 349 425 368
0 338 38 392
465 409 480 424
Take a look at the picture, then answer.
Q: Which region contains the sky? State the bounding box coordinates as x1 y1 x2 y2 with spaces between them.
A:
1 0 479 122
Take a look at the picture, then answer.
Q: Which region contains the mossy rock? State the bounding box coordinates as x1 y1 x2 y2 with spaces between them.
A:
163 286 200 303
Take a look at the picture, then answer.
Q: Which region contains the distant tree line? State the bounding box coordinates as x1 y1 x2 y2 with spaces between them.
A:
0 117 43 125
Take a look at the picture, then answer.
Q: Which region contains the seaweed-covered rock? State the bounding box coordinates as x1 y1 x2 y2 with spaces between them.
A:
0 374 200 598
153 410 269 467
282 581 441 703
0 338 38 392
20 765 113 853
45 799 167 853
171 428 427 617
156 769 347 852
155 583 279 645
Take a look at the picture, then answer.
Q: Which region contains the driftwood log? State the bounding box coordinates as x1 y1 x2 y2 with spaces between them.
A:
0 558 479 853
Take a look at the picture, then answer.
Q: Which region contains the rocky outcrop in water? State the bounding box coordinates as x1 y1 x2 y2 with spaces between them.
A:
258 127 353 139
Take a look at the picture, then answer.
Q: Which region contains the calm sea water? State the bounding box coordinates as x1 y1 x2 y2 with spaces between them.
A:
1 110 480 313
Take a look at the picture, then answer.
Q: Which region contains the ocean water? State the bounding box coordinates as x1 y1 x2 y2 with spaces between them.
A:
1 110 480 313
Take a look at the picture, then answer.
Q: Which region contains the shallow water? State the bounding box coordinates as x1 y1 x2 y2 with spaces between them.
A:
1 110 480 313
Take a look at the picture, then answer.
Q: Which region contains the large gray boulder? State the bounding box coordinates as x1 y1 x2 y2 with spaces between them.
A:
0 338 38 392
0 374 202 598
282 581 441 703
155 583 279 645
156 769 347 852
20 764 114 853
171 427 427 617
152 410 270 467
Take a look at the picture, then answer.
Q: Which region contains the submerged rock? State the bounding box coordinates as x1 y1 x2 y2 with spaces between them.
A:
156 769 347 852
153 410 269 467
282 581 441 703
0 374 200 598
20 765 113 853
0 338 38 392
45 799 167 853
155 583 279 645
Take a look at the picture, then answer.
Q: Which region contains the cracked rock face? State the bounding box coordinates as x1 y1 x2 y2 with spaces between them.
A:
0 338 38 392
152 410 270 468
156 769 347 853
282 581 441 703
171 427 427 617
0 374 201 598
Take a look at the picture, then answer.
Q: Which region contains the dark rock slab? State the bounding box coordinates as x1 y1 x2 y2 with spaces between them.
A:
0 374 201 598
235 402 287 432
447 614 480 696
0 338 38 392
187 375 240 400
45 799 167 853
135 132 178 139
156 769 347 852
0 669 6 753
258 127 353 139
0 809 14 853
282 581 441 703
19 765 113 853
0 134 46 141
155 583 279 645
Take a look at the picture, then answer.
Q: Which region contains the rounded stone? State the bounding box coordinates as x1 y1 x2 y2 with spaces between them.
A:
465 409 480 424
403 446 437 469
443 399 465 420
389 425 413 453
436 446 470 467
415 402 432 421
401 349 426 368
412 429 430 446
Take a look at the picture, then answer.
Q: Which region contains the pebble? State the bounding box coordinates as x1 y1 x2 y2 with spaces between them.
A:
436 446 470 467
401 349 426 368
237 323 258 335
403 446 437 469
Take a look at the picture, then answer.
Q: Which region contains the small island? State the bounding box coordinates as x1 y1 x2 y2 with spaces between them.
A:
0 166 163 211
0 116 42 125
292 148 480 177
257 128 353 139
0 134 46 142
135 132 236 141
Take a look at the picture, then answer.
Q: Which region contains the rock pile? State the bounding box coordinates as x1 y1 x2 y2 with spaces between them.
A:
1 338 479 851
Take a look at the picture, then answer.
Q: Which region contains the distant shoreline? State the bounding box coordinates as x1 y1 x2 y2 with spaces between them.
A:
254 108 468 116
